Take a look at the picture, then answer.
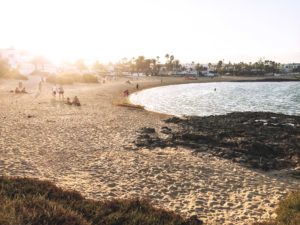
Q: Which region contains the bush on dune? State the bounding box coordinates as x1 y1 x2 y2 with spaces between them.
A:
0 59 27 80
5 69 28 80
46 73 98 85
275 190 300 225
253 190 300 225
0 176 202 225
31 70 52 77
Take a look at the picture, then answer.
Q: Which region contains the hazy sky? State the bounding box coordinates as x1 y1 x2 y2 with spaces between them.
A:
0 0 299 63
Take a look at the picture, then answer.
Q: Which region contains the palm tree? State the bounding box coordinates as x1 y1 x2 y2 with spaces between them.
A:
195 63 204 75
165 54 169 65
135 56 146 75
217 60 223 74
156 56 160 64
208 62 212 70
170 60 180 72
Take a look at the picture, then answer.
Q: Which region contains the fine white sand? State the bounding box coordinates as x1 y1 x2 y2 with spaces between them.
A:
0 76 299 225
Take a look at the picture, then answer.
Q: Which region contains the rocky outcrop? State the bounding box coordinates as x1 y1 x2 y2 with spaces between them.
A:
135 112 300 171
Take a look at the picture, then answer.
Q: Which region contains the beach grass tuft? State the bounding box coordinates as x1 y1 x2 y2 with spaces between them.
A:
254 190 300 225
0 176 201 225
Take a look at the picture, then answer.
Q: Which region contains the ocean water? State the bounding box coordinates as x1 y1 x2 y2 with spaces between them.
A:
129 82 300 117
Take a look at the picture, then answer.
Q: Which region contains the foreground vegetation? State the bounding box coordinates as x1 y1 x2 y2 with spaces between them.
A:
254 190 300 225
0 176 299 225
46 73 98 85
0 176 202 225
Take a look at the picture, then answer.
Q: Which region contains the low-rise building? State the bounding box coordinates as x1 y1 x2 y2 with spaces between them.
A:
280 63 300 73
0 48 35 75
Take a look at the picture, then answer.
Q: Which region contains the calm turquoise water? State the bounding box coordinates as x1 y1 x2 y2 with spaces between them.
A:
129 82 300 117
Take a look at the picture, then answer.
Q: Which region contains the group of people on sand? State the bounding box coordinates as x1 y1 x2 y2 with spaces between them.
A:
52 84 81 106
14 82 27 94
52 85 64 99
123 82 140 97
66 96 81 106
15 87 27 94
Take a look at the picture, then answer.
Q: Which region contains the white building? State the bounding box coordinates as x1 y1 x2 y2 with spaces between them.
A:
280 63 300 73
19 63 35 75
182 63 195 71
201 70 215 77
0 48 35 75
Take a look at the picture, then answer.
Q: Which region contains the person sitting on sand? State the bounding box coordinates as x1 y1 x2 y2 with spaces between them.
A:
15 87 20 94
21 87 27 93
72 96 81 106
66 97 72 105
123 89 129 97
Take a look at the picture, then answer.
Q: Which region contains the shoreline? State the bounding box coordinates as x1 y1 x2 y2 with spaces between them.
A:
1 75 299 225
124 75 300 116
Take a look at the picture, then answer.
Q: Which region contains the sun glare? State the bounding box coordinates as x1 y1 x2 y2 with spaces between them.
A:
0 0 300 63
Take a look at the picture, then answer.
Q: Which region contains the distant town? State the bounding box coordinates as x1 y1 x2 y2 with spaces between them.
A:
1 47 300 79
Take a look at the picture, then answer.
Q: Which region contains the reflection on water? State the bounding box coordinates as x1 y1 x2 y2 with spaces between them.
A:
130 82 300 117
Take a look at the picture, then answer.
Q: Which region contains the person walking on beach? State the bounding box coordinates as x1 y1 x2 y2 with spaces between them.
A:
136 83 139 89
52 85 57 98
58 85 64 100
38 81 42 92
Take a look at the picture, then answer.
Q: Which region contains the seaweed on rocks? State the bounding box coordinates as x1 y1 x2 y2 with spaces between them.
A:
134 112 300 171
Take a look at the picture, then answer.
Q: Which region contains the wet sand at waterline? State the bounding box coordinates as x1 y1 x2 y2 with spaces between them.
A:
0 76 299 225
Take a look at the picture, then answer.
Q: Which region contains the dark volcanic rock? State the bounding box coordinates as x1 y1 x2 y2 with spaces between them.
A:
161 126 172 134
186 215 203 225
134 112 300 171
140 127 156 133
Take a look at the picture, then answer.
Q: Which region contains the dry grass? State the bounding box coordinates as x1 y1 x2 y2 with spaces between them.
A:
46 73 98 85
0 176 202 225
254 190 300 225
0 69 28 80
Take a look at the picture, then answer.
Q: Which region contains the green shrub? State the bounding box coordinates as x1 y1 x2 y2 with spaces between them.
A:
0 176 202 225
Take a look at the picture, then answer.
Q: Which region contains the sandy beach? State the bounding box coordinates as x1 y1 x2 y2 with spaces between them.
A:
0 75 299 225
